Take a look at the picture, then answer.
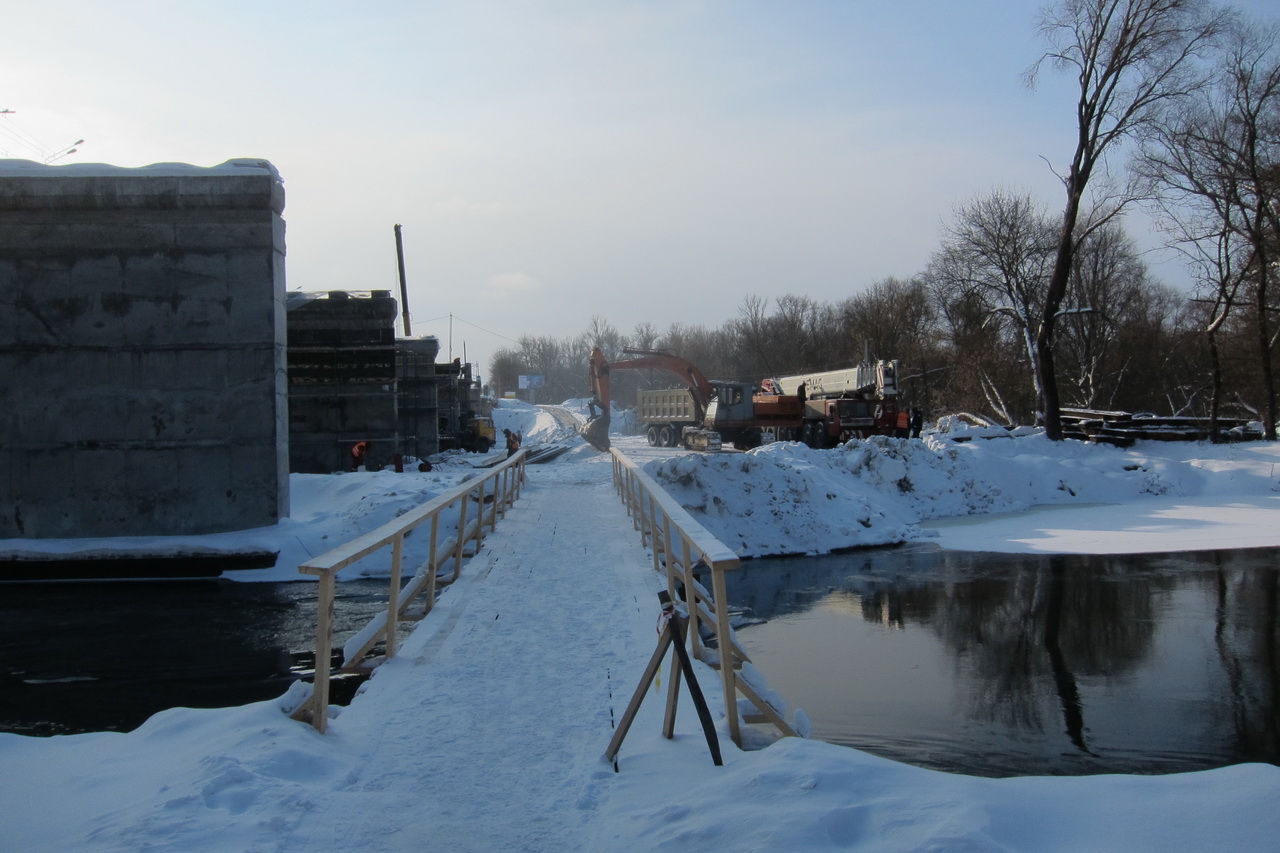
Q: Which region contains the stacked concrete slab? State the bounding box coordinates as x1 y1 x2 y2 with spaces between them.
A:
286 290 400 473
0 159 289 539
397 336 443 462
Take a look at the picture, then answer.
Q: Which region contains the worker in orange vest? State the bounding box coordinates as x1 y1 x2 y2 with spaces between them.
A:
351 441 369 471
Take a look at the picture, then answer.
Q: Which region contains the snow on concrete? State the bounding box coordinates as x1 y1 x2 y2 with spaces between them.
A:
3 421 1280 851
0 157 281 179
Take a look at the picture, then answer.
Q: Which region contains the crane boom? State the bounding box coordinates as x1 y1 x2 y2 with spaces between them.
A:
775 361 898 399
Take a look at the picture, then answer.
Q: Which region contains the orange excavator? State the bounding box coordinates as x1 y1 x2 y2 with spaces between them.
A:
579 347 717 452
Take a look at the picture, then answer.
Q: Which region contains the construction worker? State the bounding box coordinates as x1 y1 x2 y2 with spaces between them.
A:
351 441 369 471
503 428 522 458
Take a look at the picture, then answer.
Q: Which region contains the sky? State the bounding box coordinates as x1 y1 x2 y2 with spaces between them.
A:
5 1 1278 383
3 413 1279 850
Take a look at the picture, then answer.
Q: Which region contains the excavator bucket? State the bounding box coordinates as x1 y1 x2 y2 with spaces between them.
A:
579 415 611 452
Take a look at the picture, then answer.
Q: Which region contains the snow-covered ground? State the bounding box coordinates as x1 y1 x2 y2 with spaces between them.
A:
644 424 1280 557
3 402 1279 851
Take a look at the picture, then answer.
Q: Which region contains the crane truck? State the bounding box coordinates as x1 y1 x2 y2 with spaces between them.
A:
580 347 900 452
767 360 901 448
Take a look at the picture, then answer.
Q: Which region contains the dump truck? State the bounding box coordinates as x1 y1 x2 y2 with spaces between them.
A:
581 347 725 451
582 348 803 451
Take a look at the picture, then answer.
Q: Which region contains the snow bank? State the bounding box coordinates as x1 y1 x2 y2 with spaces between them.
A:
646 433 1280 557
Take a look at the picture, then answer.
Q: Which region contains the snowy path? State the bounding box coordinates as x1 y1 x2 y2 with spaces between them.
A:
274 459 666 851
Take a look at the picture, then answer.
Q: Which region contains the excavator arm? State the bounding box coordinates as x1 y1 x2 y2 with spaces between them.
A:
580 347 614 451
579 347 718 452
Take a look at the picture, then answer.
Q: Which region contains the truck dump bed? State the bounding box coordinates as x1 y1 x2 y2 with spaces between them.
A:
637 388 700 423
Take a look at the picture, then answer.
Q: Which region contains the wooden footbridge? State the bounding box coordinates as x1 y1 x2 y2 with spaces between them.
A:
289 444 800 752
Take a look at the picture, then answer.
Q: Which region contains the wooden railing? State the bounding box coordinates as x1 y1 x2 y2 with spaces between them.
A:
291 450 527 733
608 449 798 747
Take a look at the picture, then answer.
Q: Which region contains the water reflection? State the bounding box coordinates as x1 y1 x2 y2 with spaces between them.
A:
724 545 1280 777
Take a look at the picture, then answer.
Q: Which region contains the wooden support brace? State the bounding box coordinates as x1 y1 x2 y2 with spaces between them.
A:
604 592 722 768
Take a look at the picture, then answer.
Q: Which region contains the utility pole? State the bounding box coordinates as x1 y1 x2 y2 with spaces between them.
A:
393 224 412 336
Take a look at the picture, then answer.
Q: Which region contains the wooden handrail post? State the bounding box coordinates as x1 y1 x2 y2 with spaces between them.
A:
473 484 487 550
454 488 470 573
638 490 650 547
425 514 441 613
312 569 336 733
661 512 675 585
681 540 702 658
488 476 499 532
386 534 404 659
711 565 741 746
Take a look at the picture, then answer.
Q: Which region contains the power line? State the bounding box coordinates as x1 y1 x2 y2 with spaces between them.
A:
418 313 521 345
0 109 84 163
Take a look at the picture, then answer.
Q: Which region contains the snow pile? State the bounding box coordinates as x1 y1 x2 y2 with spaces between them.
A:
490 398 574 443
645 433 1280 557
600 736 1280 851
558 396 640 435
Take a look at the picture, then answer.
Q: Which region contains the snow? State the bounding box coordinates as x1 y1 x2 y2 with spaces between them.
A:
0 158 281 179
3 411 1279 851
645 428 1280 557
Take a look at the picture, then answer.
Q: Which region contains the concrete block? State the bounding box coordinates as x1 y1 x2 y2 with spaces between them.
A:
0 159 289 540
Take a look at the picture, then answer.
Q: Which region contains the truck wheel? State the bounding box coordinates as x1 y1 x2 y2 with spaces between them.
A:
659 425 675 447
646 426 660 446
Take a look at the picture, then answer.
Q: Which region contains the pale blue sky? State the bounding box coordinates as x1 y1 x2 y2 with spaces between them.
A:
5 1 1275 378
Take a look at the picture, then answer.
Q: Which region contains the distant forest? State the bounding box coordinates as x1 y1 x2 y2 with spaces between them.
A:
490 1 1279 438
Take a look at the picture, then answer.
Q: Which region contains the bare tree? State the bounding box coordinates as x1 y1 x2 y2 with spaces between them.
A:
487 347 525 398
839 277 943 414
628 321 659 352
1140 15 1280 437
1057 221 1156 408
1210 20 1280 438
732 294 777 380
927 190 1057 421
1029 0 1227 439
583 314 622 354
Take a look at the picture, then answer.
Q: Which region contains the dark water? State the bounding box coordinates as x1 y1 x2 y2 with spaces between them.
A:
726 545 1280 777
0 579 395 736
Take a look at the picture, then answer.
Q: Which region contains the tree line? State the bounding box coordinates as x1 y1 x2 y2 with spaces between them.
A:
489 0 1279 440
